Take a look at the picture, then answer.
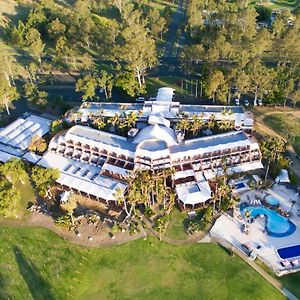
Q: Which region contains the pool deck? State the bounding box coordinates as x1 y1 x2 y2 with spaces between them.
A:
211 184 300 275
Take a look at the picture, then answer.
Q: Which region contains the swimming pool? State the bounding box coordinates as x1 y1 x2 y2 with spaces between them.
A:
235 182 246 189
277 245 300 259
265 195 280 206
240 205 296 237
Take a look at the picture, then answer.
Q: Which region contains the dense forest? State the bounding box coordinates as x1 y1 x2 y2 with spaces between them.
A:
0 0 300 113
182 0 300 105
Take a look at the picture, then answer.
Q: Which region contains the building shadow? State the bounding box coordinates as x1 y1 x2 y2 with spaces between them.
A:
13 246 54 300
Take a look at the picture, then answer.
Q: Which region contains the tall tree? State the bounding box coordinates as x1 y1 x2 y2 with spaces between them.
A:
76 74 98 101
0 75 19 115
114 20 158 87
31 166 60 197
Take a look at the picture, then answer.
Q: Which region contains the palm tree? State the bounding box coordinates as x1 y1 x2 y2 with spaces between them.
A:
207 114 216 130
125 111 139 128
191 114 204 137
176 118 190 135
108 113 120 132
261 137 285 180
94 117 106 130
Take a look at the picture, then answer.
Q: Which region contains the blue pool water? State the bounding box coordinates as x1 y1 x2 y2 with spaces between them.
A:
265 195 280 206
278 245 300 259
241 205 296 237
235 182 246 189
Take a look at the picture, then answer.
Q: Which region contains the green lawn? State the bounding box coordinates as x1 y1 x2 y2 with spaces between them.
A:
165 208 189 240
14 174 36 219
263 113 300 154
0 225 287 300
251 0 299 10
1 173 36 220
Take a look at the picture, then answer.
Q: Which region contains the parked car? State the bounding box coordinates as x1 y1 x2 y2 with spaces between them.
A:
244 99 249 106
136 97 145 102
234 98 240 105
231 86 238 94
258 99 263 106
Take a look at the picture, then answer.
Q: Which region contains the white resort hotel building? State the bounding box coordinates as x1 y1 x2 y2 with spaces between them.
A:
0 88 263 210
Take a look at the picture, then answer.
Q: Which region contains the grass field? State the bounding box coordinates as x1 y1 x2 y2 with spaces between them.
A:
165 208 189 240
13 173 35 219
0 225 287 300
263 113 300 154
252 0 300 10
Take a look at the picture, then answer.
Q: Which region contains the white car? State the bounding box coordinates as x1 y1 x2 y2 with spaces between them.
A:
258 99 263 106
244 99 249 106
234 98 240 105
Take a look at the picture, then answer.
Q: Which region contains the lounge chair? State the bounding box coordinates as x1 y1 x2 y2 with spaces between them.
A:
291 259 299 267
280 260 291 267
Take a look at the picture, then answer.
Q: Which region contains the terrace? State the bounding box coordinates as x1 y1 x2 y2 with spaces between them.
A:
211 184 300 275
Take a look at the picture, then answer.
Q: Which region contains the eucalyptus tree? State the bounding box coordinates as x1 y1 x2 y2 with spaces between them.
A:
205 70 226 103
25 28 45 64
0 177 21 217
31 166 60 197
0 158 27 186
76 74 98 101
113 14 158 87
0 75 19 115
98 70 114 99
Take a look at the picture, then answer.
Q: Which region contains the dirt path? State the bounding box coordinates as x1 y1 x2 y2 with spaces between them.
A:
0 213 146 248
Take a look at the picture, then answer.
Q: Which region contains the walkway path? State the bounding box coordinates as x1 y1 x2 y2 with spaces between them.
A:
0 213 146 248
214 237 299 300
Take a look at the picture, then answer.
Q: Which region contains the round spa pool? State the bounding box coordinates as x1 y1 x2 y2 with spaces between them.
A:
240 204 296 237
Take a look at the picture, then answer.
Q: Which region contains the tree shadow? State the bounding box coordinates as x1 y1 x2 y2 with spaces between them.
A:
13 246 54 300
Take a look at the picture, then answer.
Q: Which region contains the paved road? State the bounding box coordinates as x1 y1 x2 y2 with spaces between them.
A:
163 0 187 59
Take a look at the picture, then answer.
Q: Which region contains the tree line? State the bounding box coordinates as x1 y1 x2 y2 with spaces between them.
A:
181 0 300 106
0 0 174 113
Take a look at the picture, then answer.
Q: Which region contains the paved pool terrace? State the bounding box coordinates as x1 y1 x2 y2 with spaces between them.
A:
210 184 300 275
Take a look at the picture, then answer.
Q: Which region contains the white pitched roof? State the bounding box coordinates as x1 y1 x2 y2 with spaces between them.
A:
0 115 50 151
65 125 136 157
176 181 211 205
38 151 127 201
156 87 174 102
133 124 177 146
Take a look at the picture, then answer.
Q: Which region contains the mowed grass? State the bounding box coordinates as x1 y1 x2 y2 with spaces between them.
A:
0 225 285 300
1 172 35 220
263 113 300 154
14 174 36 219
165 208 189 240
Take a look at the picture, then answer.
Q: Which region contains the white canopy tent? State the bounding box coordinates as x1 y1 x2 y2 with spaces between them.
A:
176 181 211 207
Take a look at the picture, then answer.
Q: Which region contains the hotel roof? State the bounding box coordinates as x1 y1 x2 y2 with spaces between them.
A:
38 151 127 201
170 131 254 159
133 124 177 146
0 115 50 162
0 115 50 151
66 125 136 156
